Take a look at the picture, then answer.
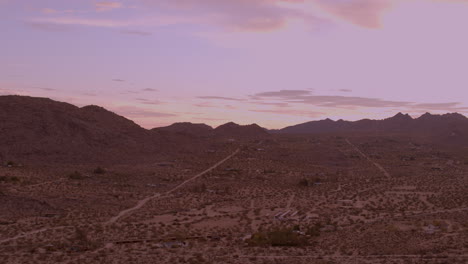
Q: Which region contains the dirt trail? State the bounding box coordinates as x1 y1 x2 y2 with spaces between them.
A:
345 138 391 179
105 148 241 224
0 226 69 244
24 178 66 188
0 148 242 244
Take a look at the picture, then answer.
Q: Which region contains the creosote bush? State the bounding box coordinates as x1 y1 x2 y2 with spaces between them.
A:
68 171 84 180
298 178 310 187
247 226 308 247
0 176 20 183
93 167 106 174
306 223 322 237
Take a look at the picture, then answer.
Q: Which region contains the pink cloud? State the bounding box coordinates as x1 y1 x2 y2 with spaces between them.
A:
95 2 123 12
26 21 72 32
140 0 314 32
29 0 396 33
315 0 392 28
41 8 57 14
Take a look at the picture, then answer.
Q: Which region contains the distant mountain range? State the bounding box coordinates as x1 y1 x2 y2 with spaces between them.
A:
1 95 467 163
274 112 468 146
276 112 468 134
154 121 268 138
0 96 267 163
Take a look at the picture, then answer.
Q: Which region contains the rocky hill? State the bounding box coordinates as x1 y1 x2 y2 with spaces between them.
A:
153 122 213 137
214 122 269 139
0 96 160 164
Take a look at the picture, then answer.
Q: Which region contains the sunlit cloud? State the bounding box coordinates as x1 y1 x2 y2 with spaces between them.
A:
250 90 468 113
138 0 319 32
25 21 72 32
30 17 135 28
314 0 393 28
95 2 123 12
41 8 58 14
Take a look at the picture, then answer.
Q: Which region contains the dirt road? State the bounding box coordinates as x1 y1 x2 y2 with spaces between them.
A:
105 148 241 224
345 138 391 179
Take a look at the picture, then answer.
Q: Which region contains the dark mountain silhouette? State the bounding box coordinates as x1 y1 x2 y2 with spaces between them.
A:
214 122 269 139
278 112 467 133
0 95 267 164
153 122 213 136
277 112 468 145
2 95 467 164
0 95 159 163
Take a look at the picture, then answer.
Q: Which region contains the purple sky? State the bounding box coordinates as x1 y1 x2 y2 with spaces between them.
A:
2 0 468 129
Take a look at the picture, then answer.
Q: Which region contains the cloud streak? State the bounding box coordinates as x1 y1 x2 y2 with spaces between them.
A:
114 106 175 118
120 29 152 36
198 96 245 101
95 2 123 12
27 0 401 33
252 90 468 112
25 21 72 32
315 0 392 28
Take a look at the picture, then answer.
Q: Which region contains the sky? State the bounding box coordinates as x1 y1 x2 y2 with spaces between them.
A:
1 0 468 129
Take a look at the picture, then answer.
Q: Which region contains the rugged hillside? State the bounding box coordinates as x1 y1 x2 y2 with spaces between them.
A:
214 122 269 139
0 95 158 164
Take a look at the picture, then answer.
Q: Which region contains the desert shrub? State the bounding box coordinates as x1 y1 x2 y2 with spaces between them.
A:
298 178 310 187
9 176 19 182
191 183 207 193
93 167 106 174
68 171 84 180
247 226 308 247
306 223 322 237
0 176 20 183
72 227 97 251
